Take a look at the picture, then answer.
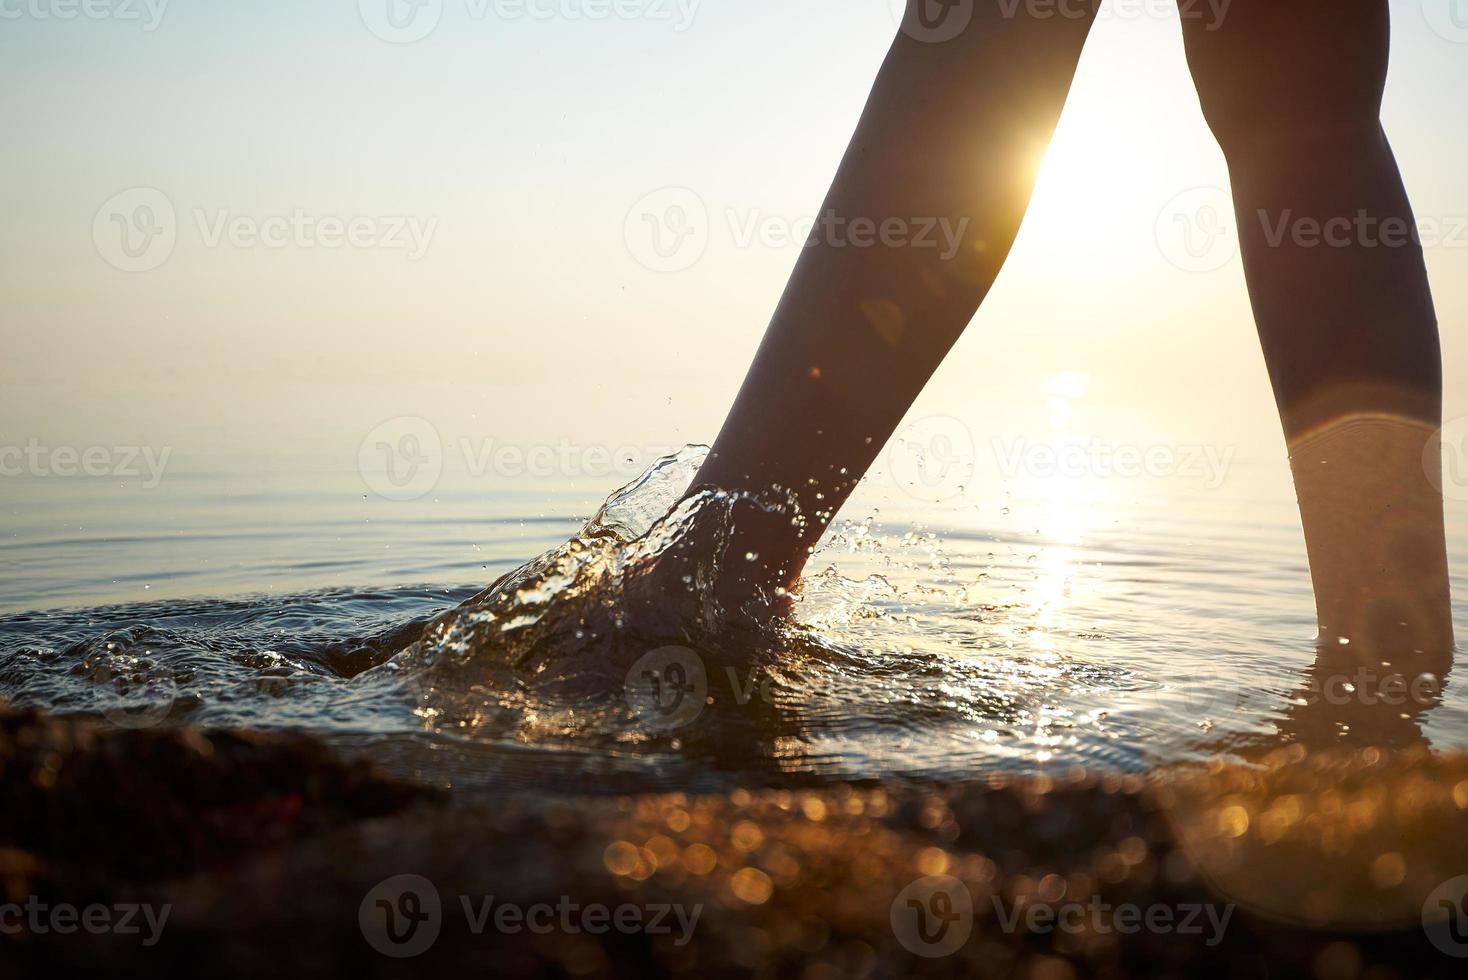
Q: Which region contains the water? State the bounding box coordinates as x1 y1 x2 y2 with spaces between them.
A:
3 443 1467 794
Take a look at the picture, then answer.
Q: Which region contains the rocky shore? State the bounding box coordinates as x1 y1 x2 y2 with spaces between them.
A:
3 708 1466 978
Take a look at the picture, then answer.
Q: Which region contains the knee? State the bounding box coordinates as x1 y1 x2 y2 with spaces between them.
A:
1181 2 1388 165
1198 91 1382 170
1197 92 1383 171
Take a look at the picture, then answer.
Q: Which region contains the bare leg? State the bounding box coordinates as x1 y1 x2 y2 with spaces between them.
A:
684 4 1097 602
1181 0 1454 666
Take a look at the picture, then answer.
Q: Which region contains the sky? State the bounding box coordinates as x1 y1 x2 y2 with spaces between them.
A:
3 0 1467 477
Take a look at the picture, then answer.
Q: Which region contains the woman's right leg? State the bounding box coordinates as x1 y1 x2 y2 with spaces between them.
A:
1180 0 1454 669
682 2 1098 607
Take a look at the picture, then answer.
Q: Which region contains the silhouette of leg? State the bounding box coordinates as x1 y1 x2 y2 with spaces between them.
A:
685 2 1098 604
1181 0 1454 665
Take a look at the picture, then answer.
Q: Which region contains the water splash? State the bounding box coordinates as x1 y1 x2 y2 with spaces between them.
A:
381 445 802 742
359 448 1149 778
